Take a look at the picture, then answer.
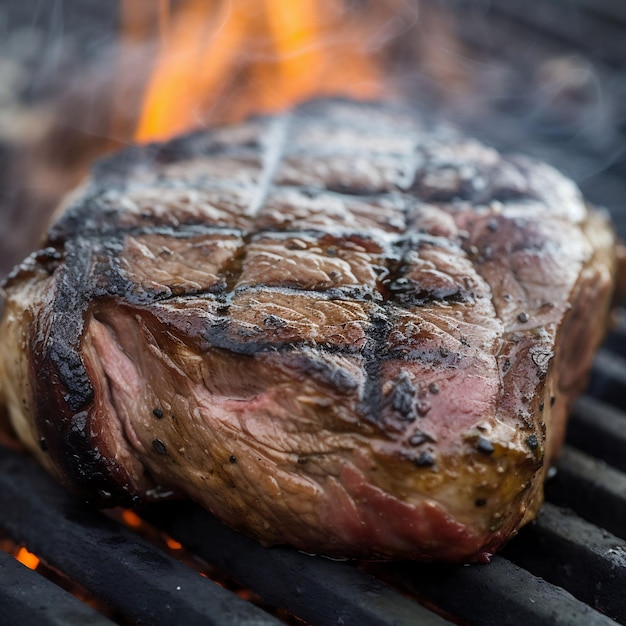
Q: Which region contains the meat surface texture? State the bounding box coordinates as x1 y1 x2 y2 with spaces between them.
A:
0 100 619 562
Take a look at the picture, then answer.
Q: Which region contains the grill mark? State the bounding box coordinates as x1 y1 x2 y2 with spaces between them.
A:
196 331 458 363
199 324 366 357
247 112 292 217
358 312 393 425
48 221 473 316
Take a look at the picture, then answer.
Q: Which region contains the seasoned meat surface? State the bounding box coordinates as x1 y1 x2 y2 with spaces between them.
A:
0 100 619 562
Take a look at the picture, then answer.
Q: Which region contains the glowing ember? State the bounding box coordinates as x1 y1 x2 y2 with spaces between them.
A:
126 0 385 142
165 536 183 550
121 509 143 528
15 546 39 570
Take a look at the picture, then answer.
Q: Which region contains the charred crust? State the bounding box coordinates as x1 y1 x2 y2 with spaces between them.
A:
359 313 392 425
33 378 136 505
27 260 142 505
390 371 418 421
286 355 359 394
384 277 468 307
47 342 94 413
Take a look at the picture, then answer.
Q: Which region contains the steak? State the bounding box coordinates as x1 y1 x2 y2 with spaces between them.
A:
0 100 620 562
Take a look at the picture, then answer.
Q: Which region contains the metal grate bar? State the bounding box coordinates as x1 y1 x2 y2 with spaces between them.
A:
142 502 452 626
568 396 626 472
545 446 626 543
376 556 618 626
602 320 626 358
588 350 626 410
502 502 626 623
0 447 281 626
0 550 116 626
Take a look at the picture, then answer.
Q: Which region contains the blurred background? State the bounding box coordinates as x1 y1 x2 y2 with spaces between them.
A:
1 0 625 277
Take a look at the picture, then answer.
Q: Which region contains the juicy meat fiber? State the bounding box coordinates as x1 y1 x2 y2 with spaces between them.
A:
0 100 620 562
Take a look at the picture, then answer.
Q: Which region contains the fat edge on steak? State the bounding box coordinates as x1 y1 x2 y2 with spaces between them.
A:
0 100 620 562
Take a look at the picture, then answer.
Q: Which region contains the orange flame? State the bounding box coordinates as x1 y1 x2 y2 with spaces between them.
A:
125 0 385 143
15 546 40 570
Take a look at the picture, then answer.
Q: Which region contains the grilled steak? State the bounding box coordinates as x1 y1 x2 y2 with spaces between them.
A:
0 100 619 562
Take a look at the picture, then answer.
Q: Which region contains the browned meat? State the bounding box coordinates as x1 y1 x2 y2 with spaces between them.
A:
0 100 620 562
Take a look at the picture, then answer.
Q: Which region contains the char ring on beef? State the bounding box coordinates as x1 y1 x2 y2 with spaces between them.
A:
0 100 620 562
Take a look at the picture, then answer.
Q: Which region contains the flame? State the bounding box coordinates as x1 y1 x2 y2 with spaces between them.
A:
15 546 40 570
125 0 385 143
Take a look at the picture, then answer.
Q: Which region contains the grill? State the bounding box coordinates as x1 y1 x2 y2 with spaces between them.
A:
1 1 626 625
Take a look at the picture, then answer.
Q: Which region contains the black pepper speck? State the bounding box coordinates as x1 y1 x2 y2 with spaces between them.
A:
475 498 487 507
39 437 48 452
229 455 237 464
517 312 529 323
415 452 435 467
153 408 164 419
409 432 435 447
525 434 539 451
477 436 495 454
152 439 167 455
428 383 440 395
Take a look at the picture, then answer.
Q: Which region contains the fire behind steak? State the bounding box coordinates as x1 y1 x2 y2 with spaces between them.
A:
0 100 619 562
